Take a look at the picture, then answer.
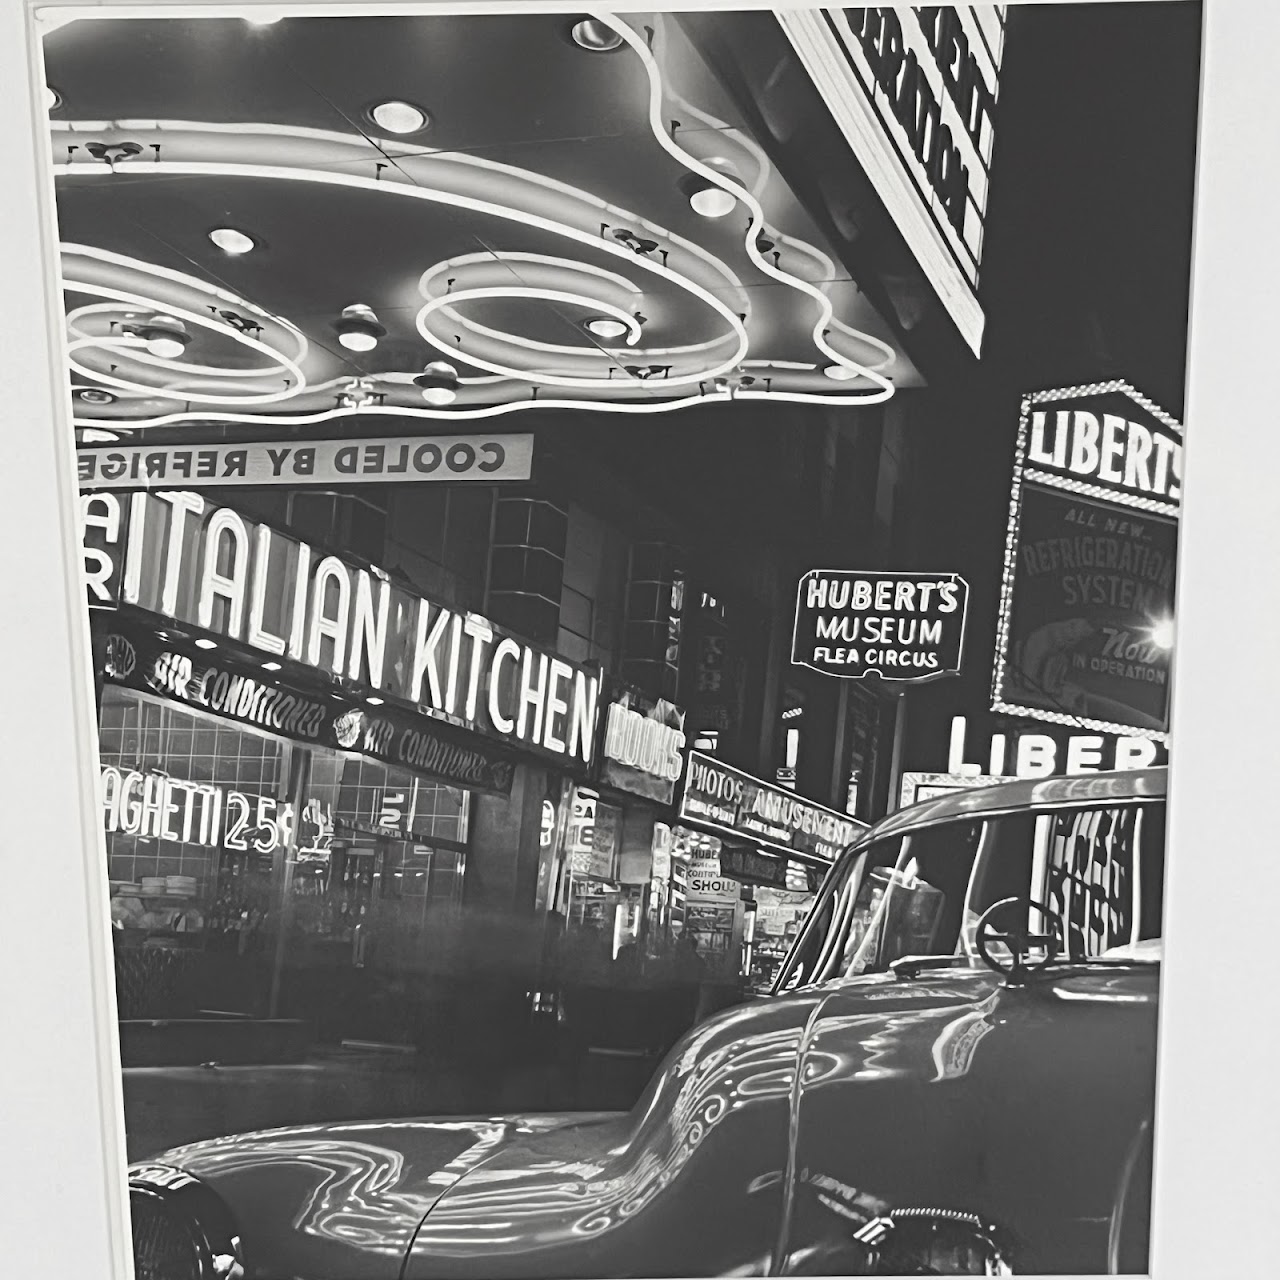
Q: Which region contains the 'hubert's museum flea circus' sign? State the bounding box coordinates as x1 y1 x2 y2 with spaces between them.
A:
792 570 969 682
994 381 1183 740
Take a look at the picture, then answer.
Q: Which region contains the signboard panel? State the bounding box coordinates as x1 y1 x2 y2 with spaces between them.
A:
597 686 687 804
77 490 602 767
899 770 1005 809
994 382 1183 740
97 615 517 796
792 570 968 682
777 5 1005 354
679 750 864 864
77 434 534 490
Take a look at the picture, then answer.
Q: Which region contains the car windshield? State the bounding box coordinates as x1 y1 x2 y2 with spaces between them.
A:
775 800 1166 991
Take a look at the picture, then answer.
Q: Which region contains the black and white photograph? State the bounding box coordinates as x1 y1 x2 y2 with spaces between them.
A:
9 1 1270 1277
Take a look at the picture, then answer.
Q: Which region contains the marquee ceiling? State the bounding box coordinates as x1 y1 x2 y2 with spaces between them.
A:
43 11 922 435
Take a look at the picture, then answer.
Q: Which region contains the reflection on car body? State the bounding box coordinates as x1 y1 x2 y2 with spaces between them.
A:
128 768 1166 1278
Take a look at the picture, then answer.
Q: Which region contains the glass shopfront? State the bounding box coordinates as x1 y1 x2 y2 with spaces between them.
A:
101 685 476 1037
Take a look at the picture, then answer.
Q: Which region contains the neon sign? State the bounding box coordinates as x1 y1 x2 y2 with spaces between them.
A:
99 765 294 853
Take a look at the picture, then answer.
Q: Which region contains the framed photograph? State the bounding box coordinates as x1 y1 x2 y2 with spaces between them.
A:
3 2 1277 1278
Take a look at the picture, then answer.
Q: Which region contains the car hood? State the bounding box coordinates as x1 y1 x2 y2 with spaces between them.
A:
157 1111 625 1279
146 964 1159 1279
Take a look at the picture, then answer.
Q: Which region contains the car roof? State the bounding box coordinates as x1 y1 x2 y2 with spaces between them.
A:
854 767 1168 849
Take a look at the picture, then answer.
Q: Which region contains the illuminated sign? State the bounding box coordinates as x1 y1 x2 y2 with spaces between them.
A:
100 765 294 853
80 492 600 765
99 618 517 796
900 713 1169 807
792 570 968 682
900 771 1005 809
946 714 1164 778
686 855 739 905
77 434 533 491
994 382 1183 740
679 750 864 863
777 6 1004 354
599 687 687 804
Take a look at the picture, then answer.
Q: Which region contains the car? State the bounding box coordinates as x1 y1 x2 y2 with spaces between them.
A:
127 767 1167 1278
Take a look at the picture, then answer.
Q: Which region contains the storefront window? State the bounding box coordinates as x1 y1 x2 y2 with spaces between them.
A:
100 686 296 1020
101 686 291 947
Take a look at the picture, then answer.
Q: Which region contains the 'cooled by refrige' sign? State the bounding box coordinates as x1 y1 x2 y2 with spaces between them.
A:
679 751 863 863
78 435 533 490
81 491 600 766
792 570 968 681
994 382 1183 740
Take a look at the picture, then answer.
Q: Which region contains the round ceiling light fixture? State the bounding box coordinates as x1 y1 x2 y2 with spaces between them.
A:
413 361 460 405
74 386 117 405
123 314 191 360
46 86 62 111
678 170 738 219
569 18 623 51
583 316 630 341
208 227 256 255
244 11 284 24
368 100 430 136
823 362 859 381
334 303 386 352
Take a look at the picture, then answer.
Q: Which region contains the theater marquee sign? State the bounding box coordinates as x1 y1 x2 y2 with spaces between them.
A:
777 5 1004 355
993 381 1183 741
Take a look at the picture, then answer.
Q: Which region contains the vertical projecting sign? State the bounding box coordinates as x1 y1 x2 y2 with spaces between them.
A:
993 381 1183 741
776 6 1004 355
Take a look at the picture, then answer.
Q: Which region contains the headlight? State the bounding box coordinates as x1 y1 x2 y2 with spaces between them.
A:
128 1164 245 1280
854 1207 1014 1275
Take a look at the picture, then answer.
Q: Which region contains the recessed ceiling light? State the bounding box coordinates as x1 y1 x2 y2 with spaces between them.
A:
244 11 284 25
208 227 255 255
583 316 630 341
194 638 218 650
45 86 62 112
366 696 385 706
75 387 117 405
570 19 623 51
823 363 859 381
679 172 738 218
261 661 282 672
79 428 120 442
368 100 430 136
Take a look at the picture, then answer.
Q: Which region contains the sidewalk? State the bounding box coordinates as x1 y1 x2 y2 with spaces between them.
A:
121 1043 655 1161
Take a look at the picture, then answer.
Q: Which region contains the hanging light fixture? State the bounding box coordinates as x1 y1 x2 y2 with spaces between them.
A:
413 361 460 405
334 304 386 352
122 315 190 360
569 19 623 51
